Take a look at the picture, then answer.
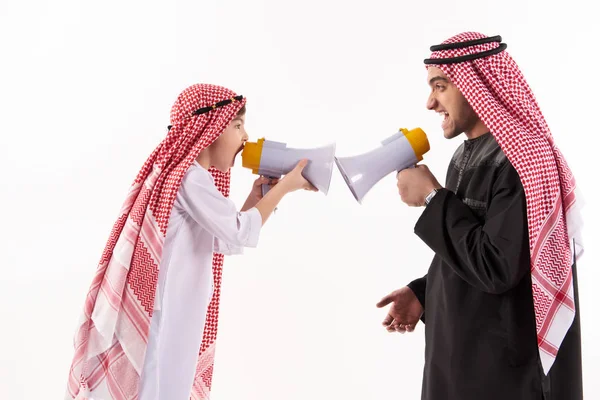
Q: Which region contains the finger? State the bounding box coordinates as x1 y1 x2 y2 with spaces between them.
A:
294 159 309 171
395 325 407 334
405 324 416 333
390 319 406 333
305 183 318 192
257 176 270 185
388 319 405 333
381 313 394 326
376 294 394 308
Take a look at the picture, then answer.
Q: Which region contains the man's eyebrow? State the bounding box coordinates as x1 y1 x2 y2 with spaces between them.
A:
429 76 449 85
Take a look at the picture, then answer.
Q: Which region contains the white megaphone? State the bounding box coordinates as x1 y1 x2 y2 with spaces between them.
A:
334 127 430 203
241 138 336 196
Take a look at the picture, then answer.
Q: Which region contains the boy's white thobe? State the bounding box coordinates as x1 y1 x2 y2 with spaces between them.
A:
138 161 262 400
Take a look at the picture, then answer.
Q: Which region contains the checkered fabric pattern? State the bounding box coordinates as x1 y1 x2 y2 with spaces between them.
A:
65 84 246 399
426 32 584 374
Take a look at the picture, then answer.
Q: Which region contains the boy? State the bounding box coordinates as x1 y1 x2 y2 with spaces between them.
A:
66 84 315 400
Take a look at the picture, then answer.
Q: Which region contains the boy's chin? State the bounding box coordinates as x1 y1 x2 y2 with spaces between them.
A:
213 165 230 173
212 161 233 173
212 154 238 172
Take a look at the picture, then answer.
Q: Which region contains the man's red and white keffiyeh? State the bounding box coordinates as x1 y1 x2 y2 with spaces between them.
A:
65 84 246 399
425 32 584 374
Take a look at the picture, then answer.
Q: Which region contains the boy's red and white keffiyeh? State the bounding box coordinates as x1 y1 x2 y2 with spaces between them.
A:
425 32 584 374
66 84 246 399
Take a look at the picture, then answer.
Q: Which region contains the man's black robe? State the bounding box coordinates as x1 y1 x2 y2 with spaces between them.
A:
407 133 583 400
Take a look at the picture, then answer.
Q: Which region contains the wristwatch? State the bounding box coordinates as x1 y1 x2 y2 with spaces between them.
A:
424 188 439 206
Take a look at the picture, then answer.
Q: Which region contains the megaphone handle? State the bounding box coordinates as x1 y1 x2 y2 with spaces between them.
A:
261 183 271 197
261 175 281 197
261 179 280 213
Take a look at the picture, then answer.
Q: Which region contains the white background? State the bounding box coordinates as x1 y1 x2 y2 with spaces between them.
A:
0 0 598 398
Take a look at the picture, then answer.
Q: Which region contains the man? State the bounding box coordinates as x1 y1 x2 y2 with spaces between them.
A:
376 33 584 400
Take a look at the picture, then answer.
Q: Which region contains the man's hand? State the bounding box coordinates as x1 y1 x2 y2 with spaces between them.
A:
376 286 424 334
396 164 442 207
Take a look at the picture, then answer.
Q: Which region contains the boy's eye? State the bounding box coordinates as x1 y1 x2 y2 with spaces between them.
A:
236 124 242 129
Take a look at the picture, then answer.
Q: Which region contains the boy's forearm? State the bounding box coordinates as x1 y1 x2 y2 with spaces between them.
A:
240 197 254 212
254 182 291 224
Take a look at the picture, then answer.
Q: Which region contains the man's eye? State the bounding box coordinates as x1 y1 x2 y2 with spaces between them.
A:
236 124 242 129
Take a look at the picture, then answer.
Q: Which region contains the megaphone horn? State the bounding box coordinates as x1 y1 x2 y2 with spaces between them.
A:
334 127 430 203
241 138 336 196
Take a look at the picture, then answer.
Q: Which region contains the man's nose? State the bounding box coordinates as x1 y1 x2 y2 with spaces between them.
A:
426 94 437 110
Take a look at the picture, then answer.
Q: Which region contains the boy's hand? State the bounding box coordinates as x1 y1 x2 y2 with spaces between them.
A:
280 159 318 193
241 176 279 211
252 160 317 224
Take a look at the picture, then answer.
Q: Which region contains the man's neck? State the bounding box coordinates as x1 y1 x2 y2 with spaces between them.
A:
464 120 489 140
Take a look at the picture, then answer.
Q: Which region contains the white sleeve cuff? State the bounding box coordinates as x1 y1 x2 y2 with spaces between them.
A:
213 207 262 255
243 207 262 248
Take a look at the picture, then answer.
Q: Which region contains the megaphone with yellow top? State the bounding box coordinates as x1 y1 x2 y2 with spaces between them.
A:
334 127 430 203
241 138 336 196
